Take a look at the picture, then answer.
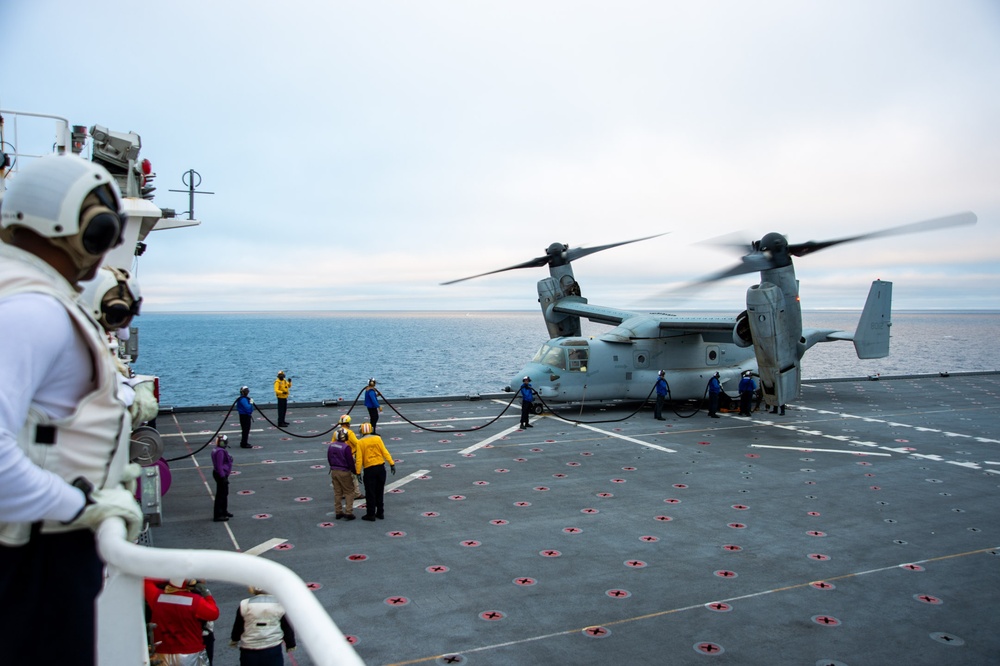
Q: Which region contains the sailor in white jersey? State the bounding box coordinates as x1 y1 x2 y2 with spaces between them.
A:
0 155 143 666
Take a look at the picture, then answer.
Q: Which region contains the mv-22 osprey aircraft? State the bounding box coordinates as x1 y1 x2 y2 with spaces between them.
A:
444 213 976 411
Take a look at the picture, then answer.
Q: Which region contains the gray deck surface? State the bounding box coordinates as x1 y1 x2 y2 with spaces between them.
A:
150 373 1000 665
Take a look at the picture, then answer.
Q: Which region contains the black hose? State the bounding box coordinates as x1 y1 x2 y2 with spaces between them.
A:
163 398 239 462
380 391 521 433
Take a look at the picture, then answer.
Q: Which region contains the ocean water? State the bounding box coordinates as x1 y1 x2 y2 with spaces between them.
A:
131 310 1000 408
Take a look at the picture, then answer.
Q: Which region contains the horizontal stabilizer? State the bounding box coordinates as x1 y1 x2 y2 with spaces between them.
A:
853 280 892 359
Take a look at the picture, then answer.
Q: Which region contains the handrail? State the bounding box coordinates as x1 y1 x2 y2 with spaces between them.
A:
96 518 365 666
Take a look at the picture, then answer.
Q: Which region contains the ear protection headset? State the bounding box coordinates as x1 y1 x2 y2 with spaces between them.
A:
70 185 127 258
98 266 142 330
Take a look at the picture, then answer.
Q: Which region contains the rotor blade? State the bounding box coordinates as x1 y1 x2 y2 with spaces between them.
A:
564 232 670 263
788 211 977 257
441 232 669 285
695 229 757 254
440 255 551 285
690 253 778 285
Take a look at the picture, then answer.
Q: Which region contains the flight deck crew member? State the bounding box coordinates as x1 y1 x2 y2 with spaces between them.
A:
328 428 357 520
274 370 291 427
654 370 669 421
237 386 254 448
707 372 722 418
519 376 535 429
145 578 220 665
356 423 395 521
364 378 383 434
738 372 755 417
0 155 144 666
212 435 234 521
231 588 296 665
336 414 364 500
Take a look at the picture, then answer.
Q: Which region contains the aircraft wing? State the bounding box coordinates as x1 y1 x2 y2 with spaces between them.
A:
551 300 640 326
553 299 738 342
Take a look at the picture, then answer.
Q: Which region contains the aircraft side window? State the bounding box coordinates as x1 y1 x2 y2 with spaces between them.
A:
567 348 589 372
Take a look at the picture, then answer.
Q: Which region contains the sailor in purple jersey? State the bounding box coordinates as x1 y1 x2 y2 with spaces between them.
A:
211 435 234 521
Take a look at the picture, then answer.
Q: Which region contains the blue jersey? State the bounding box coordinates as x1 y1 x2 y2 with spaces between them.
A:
655 377 668 396
364 388 380 409
237 396 254 415
739 377 755 393
708 377 722 395
519 384 534 402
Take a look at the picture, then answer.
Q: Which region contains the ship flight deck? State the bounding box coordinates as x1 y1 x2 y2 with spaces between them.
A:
151 373 1000 665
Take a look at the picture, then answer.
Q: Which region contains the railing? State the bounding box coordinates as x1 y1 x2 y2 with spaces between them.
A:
96 518 365 666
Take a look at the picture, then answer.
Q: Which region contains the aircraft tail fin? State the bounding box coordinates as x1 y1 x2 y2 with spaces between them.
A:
853 280 892 359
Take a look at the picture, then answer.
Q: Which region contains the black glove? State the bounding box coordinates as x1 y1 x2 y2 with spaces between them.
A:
390 465 396 476
191 582 211 597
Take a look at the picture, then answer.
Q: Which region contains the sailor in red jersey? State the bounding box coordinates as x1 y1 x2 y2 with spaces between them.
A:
145 578 220 665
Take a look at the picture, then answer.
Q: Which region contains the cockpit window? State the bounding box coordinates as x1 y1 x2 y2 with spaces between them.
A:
531 343 567 370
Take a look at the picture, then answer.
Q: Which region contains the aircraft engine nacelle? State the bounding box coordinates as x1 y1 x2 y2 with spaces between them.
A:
538 276 583 338
733 310 753 348
746 283 800 407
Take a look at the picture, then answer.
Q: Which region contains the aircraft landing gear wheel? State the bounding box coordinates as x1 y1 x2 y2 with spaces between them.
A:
532 403 544 415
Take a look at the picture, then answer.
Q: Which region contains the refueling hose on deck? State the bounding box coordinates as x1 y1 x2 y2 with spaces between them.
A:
166 379 720 461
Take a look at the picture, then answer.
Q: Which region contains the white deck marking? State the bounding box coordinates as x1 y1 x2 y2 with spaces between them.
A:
243 538 288 556
352 469 429 508
460 422 529 455
387 469 430 490
751 444 891 457
160 428 262 439
576 423 676 453
781 405 996 470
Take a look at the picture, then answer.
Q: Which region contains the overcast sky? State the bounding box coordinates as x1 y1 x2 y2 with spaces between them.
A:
3 1 999 312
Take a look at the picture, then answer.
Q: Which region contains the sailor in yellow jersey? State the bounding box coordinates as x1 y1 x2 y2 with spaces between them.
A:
355 423 395 521
273 370 292 427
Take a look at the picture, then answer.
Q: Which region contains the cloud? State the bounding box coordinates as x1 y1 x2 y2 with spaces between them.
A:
4 0 1000 311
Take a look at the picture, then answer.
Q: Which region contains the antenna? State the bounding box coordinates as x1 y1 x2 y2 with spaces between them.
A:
168 169 214 220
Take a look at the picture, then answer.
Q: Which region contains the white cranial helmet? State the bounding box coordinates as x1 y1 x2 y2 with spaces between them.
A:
78 265 142 331
2 154 124 239
1 155 126 277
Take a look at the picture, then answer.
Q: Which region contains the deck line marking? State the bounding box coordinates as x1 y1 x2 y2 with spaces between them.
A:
353 469 429 508
242 538 287 556
386 469 430 491
575 424 676 453
460 423 529 455
385 545 1000 666
756 406 994 470
160 428 264 439
168 413 242 550
750 444 891 457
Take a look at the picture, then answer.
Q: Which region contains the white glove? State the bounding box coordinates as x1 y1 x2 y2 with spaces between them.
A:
128 380 159 424
73 485 144 542
121 462 142 496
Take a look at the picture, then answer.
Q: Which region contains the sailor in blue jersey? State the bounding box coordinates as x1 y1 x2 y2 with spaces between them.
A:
654 370 669 421
519 376 535 429
707 372 722 418
237 386 254 448
738 371 756 417
364 378 383 434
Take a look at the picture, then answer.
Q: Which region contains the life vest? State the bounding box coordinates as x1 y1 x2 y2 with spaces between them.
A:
238 595 286 650
0 245 129 546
